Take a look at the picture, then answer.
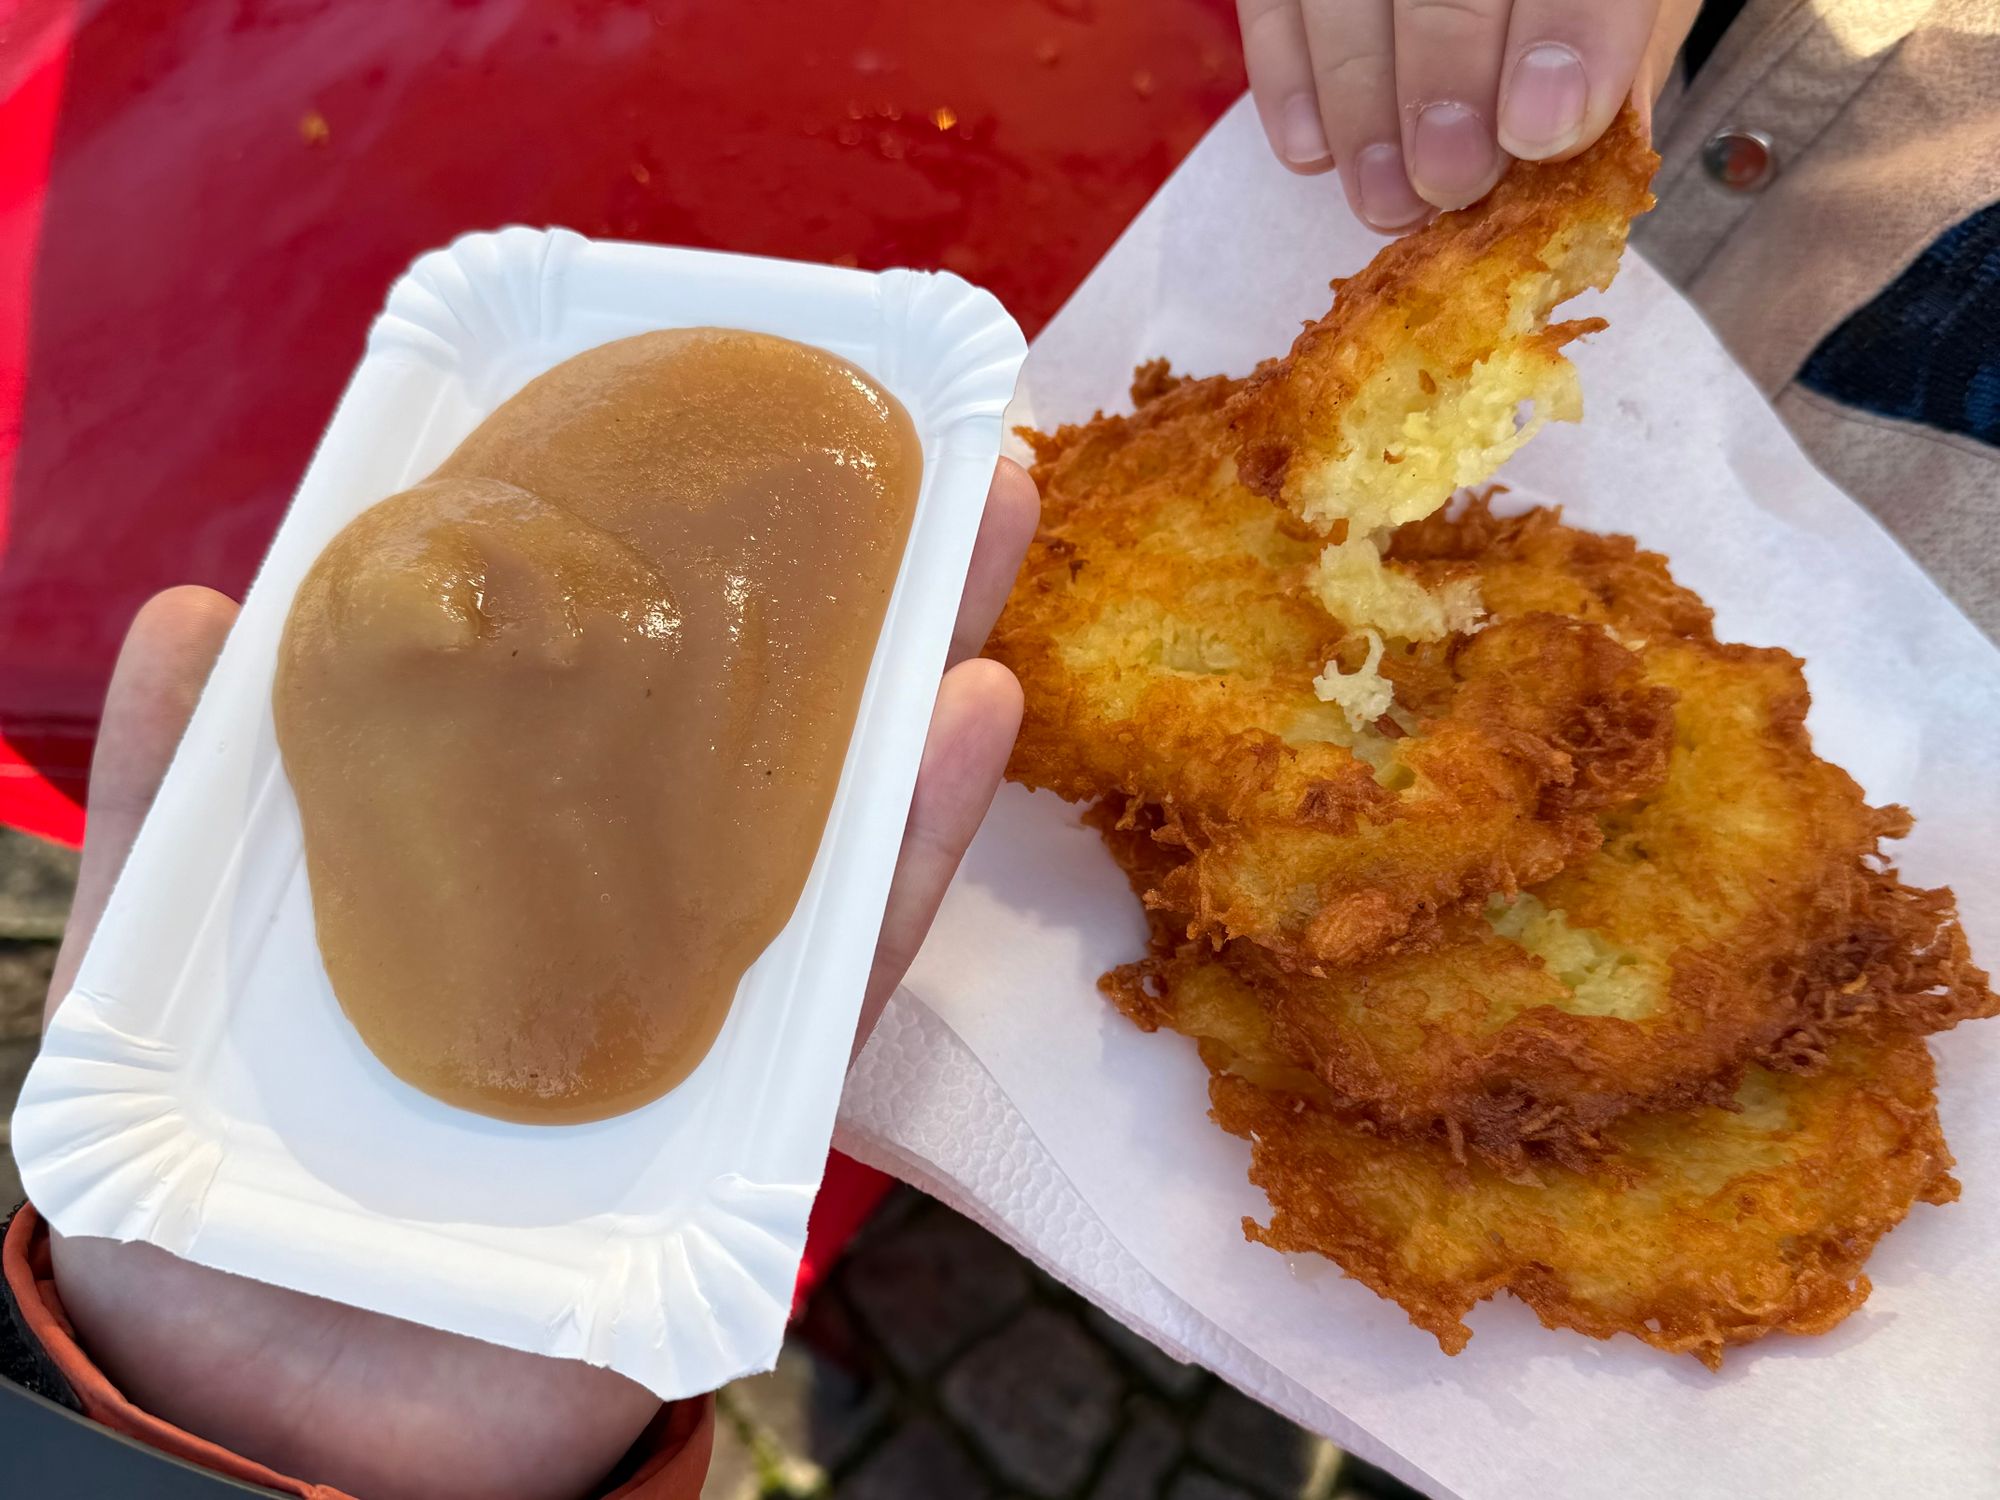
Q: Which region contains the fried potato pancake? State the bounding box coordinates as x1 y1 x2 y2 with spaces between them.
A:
1113 853 1988 1174
1227 111 1657 536
1210 1030 1956 1368
1104 930 1958 1365
1272 632 1996 1147
1100 507 1997 1168
995 373 1675 970
992 122 1670 970
1387 492 1719 644
1011 103 1990 1367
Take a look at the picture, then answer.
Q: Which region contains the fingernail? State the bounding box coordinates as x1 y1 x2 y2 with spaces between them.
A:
1280 93 1332 168
1410 101 1499 209
1499 43 1588 158
1353 142 1430 231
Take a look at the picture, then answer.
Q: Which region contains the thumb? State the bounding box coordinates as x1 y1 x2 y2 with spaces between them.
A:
853 656 1021 1060
46 587 240 1019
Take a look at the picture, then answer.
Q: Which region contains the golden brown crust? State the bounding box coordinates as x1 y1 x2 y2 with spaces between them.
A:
992 122 1669 973
1087 504 1992 1360
1150 611 1678 968
991 393 1675 971
1116 856 1993 1175
1390 490 1718 643
1007 117 1991 1368
1092 509 1996 1170
1209 1034 1957 1367
1225 110 1658 522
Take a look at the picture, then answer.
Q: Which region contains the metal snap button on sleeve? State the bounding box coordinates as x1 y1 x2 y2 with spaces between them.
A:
1702 128 1777 192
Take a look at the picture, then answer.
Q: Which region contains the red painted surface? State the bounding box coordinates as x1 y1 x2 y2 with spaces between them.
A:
794 1150 896 1309
0 0 1242 841
0 1 80 843
0 0 1243 1290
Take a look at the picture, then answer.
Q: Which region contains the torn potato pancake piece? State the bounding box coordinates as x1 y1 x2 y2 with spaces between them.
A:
993 119 1666 968
993 377 1674 971
1227 109 1656 537
1226 109 1657 725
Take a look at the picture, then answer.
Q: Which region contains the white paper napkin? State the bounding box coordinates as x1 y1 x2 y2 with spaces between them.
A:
837 97 2000 1500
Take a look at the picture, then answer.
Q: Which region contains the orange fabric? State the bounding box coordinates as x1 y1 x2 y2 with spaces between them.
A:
3 1205 712 1498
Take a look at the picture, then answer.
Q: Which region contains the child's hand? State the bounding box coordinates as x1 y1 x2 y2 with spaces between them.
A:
1238 0 1700 230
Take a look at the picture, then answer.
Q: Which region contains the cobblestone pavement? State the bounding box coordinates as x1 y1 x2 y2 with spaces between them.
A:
0 829 76 1208
0 829 1427 1500
712 1190 1428 1500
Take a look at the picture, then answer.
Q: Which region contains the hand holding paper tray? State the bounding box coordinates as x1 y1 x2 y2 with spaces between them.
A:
13 233 1028 1401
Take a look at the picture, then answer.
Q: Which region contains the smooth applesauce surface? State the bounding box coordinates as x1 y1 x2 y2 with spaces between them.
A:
274 328 923 1123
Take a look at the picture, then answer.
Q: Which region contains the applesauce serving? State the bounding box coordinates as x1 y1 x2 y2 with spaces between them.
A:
19 232 1022 1393
275 328 923 1123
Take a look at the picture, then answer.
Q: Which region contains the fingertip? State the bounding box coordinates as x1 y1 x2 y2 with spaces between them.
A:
1275 92 1334 172
953 465 1039 664
53 586 242 1022
130 585 240 650
1498 1 1673 164
1252 91 1334 173
920 658 1022 811
1237 0 1329 170
1407 102 1508 211
119 587 240 696
102 586 238 740
859 656 1021 1041
91 587 234 813
972 654 1024 721
1345 142 1434 234
1497 41 1590 161
936 655 1024 745
1357 211 1438 239
1248 86 1328 173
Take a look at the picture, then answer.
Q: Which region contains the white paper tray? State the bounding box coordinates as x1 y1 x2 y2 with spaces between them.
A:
12 228 1026 1400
